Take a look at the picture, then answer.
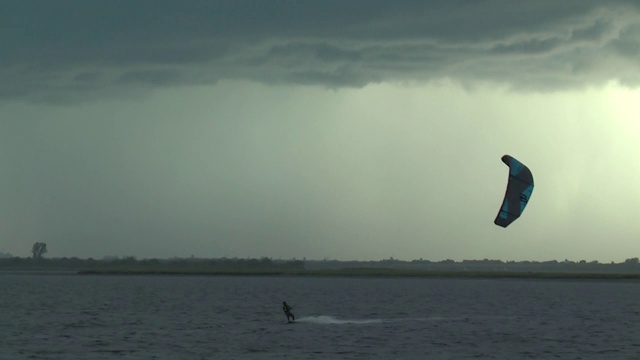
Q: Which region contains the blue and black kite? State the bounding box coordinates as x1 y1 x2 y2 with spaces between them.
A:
494 155 534 228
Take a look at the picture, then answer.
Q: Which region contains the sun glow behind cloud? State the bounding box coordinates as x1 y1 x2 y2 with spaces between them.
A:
606 83 640 135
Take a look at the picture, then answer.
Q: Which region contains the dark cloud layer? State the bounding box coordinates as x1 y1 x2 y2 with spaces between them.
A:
2 0 639 102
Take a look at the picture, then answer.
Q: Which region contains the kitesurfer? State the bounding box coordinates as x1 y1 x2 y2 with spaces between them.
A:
282 301 295 322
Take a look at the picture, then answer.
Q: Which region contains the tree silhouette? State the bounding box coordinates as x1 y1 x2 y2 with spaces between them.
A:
31 242 47 259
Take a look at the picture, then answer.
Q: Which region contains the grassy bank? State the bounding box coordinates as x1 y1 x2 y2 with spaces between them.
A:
77 267 640 280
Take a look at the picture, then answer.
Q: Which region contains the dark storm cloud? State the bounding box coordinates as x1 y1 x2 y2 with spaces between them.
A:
1 0 639 102
117 69 183 86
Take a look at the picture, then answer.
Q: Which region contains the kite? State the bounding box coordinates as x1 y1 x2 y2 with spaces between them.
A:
494 155 534 228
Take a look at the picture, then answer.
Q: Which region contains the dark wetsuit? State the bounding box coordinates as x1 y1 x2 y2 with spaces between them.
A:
282 302 295 322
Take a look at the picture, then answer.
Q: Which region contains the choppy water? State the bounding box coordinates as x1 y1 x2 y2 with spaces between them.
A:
1 272 640 359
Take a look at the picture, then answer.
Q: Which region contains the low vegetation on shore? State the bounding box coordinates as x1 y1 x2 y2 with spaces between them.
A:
2 256 640 279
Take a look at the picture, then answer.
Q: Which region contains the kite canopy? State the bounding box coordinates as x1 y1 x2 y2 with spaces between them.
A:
494 155 534 228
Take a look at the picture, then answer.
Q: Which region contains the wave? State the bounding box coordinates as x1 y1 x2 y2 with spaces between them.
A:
295 315 516 325
296 316 383 325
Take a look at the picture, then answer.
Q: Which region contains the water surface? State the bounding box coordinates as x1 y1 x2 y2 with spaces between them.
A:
2 273 639 359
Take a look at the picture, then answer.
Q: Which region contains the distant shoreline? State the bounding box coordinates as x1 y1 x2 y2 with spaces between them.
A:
74 268 640 280
4 256 640 280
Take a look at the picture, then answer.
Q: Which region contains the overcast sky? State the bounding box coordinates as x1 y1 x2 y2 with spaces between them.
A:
1 1 639 262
